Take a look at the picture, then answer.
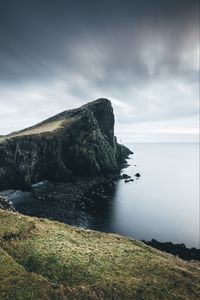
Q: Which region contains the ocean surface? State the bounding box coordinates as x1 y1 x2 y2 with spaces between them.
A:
10 143 199 248
107 143 199 248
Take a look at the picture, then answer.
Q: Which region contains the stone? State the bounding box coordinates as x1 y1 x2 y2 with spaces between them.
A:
122 174 131 179
0 195 15 211
135 173 141 177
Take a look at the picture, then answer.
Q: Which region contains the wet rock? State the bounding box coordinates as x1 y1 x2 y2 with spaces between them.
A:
135 173 141 177
122 174 131 179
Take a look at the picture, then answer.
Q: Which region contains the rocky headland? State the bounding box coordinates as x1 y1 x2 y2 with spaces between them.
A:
0 98 132 191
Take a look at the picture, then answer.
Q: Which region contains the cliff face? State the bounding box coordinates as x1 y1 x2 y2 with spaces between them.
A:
0 99 132 190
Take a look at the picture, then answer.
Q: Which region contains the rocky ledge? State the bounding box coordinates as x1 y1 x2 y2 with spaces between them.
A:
0 99 132 190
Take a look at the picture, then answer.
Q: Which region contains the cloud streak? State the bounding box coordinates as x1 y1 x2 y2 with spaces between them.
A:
0 0 199 142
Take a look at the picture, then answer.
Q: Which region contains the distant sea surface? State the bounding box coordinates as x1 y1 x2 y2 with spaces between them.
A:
12 143 199 248
106 143 199 248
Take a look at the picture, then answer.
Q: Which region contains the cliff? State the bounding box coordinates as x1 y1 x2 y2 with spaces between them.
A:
0 99 132 190
0 209 199 300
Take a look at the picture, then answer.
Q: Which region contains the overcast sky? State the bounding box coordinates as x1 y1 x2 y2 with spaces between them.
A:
0 0 199 142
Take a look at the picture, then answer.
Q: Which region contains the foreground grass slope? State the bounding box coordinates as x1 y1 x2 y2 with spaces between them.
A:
0 210 199 300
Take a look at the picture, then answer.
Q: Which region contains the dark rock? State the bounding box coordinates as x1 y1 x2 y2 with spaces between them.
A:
122 174 131 179
143 239 200 261
0 195 15 211
0 99 132 191
135 173 141 177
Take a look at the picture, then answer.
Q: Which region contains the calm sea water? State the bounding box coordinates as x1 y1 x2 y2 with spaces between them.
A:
105 143 199 248
11 143 199 248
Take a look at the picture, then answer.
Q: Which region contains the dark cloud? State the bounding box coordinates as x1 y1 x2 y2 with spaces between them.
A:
0 0 199 141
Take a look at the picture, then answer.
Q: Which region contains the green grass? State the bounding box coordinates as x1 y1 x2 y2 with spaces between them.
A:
7 119 66 138
0 117 77 143
0 209 199 299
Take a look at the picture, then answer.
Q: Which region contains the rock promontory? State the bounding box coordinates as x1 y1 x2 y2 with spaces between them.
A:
0 98 132 190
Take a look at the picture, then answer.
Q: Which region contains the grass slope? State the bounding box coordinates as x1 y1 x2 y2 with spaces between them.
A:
0 119 72 143
0 209 199 300
8 120 65 138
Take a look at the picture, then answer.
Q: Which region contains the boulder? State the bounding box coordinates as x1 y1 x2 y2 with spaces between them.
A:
122 174 131 179
135 173 141 177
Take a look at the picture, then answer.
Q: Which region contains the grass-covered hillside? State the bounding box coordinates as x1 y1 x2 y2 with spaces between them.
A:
0 118 72 143
0 209 199 300
6 119 66 139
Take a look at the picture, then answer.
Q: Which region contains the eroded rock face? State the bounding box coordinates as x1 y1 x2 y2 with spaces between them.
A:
0 99 132 190
0 195 15 211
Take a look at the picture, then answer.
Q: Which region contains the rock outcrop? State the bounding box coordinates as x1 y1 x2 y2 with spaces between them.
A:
0 195 15 211
143 239 200 261
0 99 132 190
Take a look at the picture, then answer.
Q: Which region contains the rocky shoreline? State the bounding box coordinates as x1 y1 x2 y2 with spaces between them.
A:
0 172 129 224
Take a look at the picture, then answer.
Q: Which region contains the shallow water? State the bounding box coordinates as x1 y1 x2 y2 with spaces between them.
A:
11 143 199 248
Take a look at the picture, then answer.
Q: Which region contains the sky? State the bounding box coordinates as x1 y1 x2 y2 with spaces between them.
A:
0 0 199 143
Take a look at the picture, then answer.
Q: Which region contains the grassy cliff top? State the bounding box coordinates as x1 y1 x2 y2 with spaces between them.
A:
7 119 65 138
0 120 65 143
0 98 111 142
0 118 76 144
0 209 199 300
